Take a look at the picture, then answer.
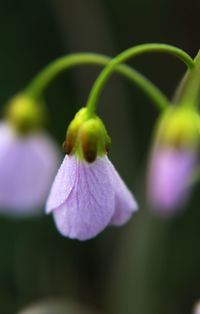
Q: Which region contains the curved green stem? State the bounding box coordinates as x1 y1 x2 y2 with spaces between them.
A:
178 50 200 109
25 53 169 111
85 44 195 115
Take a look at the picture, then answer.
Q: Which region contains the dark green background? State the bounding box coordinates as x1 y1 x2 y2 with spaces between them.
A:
0 1 199 313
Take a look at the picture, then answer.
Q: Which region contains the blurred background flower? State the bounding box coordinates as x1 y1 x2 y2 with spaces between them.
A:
0 121 60 215
147 108 200 215
17 298 99 314
193 301 200 314
0 93 61 215
0 1 199 314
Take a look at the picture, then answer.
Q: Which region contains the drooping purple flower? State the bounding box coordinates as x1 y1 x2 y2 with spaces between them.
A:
148 146 197 215
46 155 138 241
147 107 200 215
0 122 60 216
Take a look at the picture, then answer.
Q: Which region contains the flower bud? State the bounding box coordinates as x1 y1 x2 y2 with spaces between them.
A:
5 94 45 134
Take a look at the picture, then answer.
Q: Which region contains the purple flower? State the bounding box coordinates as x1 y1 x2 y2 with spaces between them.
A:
148 147 197 215
46 155 138 240
147 107 200 215
0 122 60 216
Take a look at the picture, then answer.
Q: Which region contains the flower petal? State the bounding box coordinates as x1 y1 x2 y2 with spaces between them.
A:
46 155 77 213
53 156 115 240
106 157 138 225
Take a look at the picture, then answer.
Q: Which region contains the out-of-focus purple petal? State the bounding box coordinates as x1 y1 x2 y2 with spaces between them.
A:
148 147 196 215
0 122 60 215
106 157 138 225
53 156 115 240
194 301 200 314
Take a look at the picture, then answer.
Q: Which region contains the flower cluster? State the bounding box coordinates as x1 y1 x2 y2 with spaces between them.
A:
1 43 200 240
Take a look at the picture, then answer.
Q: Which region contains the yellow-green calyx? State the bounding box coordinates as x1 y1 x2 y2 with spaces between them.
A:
5 94 45 135
155 106 200 149
63 108 111 162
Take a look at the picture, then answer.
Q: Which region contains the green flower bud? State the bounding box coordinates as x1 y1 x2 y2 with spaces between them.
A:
155 107 200 149
64 107 111 162
5 94 45 135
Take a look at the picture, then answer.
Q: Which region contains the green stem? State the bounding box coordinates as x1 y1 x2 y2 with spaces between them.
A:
25 53 169 111
177 50 200 109
85 44 195 115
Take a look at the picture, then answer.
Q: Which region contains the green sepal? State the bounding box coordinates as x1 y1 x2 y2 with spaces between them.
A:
79 117 111 162
63 108 89 154
63 107 111 162
5 93 45 135
155 107 200 149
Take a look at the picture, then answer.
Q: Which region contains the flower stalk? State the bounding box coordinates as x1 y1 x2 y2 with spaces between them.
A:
25 52 169 111
85 43 194 115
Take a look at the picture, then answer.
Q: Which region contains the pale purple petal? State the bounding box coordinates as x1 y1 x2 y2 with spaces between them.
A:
47 155 139 240
148 147 196 215
52 156 115 240
46 155 77 213
0 122 60 215
106 157 138 225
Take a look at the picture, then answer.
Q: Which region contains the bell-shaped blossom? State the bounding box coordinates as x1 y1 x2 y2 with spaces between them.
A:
147 107 200 215
148 146 197 215
46 155 138 241
0 122 60 216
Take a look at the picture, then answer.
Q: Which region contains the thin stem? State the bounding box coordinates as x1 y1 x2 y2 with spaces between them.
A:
86 43 195 115
177 50 200 109
25 53 169 111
